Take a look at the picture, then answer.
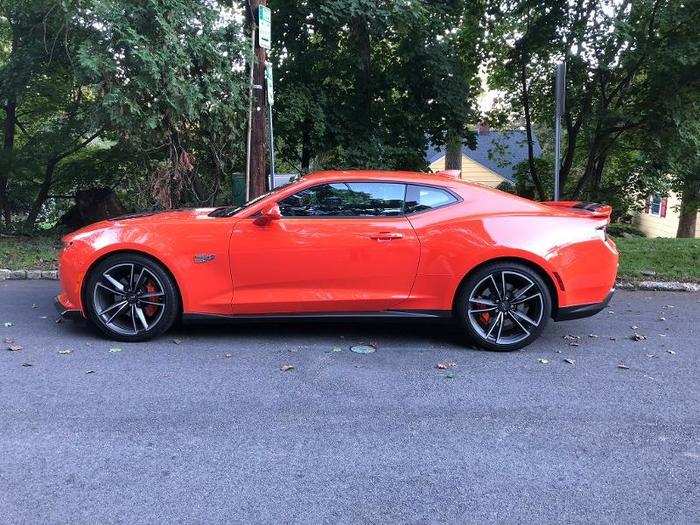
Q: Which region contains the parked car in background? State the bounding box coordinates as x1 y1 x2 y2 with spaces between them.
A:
56 170 618 351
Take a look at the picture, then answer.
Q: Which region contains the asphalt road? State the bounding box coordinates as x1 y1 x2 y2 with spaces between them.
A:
0 281 698 524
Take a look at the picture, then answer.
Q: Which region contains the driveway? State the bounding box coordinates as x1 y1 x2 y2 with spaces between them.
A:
0 281 698 523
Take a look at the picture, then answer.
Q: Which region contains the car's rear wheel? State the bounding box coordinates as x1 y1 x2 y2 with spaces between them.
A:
456 262 552 351
84 253 179 342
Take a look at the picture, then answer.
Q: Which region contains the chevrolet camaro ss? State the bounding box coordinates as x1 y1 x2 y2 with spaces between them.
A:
56 170 618 351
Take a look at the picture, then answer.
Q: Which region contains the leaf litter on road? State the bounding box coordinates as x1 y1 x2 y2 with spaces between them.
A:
3 322 14 327
280 364 295 372
351 344 376 355
58 350 72 355
563 358 576 365
630 333 647 341
109 347 122 353
538 358 550 364
436 361 456 370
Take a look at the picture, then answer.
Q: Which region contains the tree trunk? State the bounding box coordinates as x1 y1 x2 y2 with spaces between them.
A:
1 98 16 228
24 158 58 231
677 176 699 238
350 14 371 133
247 0 268 199
518 57 546 200
445 131 462 172
300 118 312 172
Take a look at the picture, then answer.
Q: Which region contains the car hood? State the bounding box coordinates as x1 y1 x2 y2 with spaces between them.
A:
63 208 218 242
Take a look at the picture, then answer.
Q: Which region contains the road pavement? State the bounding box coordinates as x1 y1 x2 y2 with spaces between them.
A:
0 281 698 523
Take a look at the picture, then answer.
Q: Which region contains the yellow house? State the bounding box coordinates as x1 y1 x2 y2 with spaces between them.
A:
634 192 700 238
426 126 541 188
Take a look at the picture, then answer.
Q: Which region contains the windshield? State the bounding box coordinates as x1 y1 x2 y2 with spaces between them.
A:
209 180 301 218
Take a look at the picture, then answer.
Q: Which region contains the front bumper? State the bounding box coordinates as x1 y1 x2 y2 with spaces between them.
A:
54 295 84 321
553 289 615 322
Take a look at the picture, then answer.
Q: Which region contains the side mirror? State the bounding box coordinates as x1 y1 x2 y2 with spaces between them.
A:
256 204 282 225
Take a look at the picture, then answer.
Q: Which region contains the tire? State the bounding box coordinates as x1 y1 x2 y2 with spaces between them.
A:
455 262 552 352
83 253 180 342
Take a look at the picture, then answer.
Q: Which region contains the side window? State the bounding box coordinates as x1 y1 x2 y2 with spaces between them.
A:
405 185 457 214
279 183 353 217
278 182 407 217
344 183 406 216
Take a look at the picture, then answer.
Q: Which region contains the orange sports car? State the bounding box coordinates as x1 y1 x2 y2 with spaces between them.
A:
56 170 618 351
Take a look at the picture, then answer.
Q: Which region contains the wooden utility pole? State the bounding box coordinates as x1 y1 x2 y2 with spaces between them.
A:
246 0 268 199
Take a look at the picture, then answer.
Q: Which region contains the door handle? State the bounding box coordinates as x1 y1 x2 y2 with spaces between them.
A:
369 232 404 240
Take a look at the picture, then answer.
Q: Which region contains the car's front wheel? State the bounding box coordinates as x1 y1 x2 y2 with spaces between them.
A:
456 262 552 351
84 253 180 342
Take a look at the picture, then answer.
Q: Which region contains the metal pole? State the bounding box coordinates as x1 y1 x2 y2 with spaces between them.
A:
554 62 566 201
244 26 256 202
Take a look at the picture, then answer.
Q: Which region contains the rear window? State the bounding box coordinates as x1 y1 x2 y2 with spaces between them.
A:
405 185 457 214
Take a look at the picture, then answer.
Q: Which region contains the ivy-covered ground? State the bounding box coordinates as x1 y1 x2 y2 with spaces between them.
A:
1 234 698 283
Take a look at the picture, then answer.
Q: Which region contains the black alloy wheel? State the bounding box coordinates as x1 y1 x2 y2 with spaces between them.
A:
84 253 179 342
456 262 552 351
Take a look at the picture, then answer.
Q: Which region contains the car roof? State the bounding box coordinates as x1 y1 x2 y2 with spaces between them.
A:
304 170 458 186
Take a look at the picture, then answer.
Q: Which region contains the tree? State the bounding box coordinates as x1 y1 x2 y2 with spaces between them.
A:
269 0 483 172
79 0 249 209
483 0 698 207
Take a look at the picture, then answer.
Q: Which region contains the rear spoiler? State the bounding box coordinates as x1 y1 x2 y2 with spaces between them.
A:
542 201 612 221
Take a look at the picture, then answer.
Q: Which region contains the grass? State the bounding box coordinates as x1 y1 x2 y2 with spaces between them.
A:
0 234 61 271
614 237 700 283
1 231 698 283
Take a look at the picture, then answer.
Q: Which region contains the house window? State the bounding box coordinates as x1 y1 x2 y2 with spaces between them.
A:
648 195 662 216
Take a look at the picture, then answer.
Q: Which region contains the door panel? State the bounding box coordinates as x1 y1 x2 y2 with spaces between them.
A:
229 217 420 314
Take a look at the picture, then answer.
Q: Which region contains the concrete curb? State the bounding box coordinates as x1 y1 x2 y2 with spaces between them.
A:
616 280 699 293
0 269 58 281
1 268 699 293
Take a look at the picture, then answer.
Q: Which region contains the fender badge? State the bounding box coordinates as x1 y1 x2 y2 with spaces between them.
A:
194 254 216 264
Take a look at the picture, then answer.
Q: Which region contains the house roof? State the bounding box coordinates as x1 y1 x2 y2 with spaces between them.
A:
426 130 542 184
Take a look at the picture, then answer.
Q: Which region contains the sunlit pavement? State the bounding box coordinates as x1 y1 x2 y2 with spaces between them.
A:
1 280 698 523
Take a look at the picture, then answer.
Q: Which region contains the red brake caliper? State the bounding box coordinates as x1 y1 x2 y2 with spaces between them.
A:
143 281 158 317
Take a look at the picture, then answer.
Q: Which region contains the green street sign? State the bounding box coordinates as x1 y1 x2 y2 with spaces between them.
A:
258 5 271 50
265 63 274 106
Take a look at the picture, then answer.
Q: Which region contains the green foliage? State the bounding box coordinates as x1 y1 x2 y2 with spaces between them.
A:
0 234 60 270
483 0 700 217
269 0 483 172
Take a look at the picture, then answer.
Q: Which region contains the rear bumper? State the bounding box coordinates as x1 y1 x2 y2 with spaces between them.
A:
54 295 83 321
553 289 615 321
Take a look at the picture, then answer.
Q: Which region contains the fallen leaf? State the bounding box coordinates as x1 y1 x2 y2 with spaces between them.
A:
280 364 295 372
538 358 550 364
610 337 617 341
351 344 376 355
646 353 657 358
563 334 581 341
667 349 676 355
58 350 72 355
659 333 667 337
86 370 95 374
436 361 456 370
39 316 47 319
21 363 32 367
617 363 630 370
7 342 22 352
630 333 647 341
3 337 14 344
608 310 615 314
588 334 599 339
630 325 639 330
444 372 456 379
563 358 575 365
3 322 14 327
331 347 343 353
223 353 233 358
109 347 123 353
172 339 182 345
31 304 38 309
658 317 666 322
569 342 580 347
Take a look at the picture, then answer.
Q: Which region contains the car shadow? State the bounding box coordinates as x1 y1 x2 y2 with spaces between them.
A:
170 317 472 348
